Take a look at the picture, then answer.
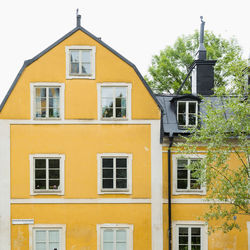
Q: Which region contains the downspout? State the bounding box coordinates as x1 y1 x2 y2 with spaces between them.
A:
168 136 174 250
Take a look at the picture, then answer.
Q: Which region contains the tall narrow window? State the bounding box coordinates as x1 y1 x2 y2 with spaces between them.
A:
177 101 198 126
98 154 132 194
30 154 65 195
178 226 201 250
35 87 60 119
101 87 127 119
177 159 201 191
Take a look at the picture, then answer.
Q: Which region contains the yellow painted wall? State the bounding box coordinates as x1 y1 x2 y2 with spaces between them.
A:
0 30 160 120
11 204 151 249
11 124 151 199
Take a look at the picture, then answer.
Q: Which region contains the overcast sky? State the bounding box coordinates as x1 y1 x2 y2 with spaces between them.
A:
0 0 249 103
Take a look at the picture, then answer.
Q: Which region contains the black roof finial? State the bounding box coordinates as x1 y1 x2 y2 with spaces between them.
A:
76 9 81 27
196 16 207 60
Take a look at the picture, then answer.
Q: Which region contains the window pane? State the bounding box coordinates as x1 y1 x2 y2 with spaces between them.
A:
179 227 188 235
36 230 46 241
179 236 188 244
49 88 60 98
115 87 127 98
49 170 60 179
190 180 200 190
116 159 127 168
189 102 196 113
191 228 200 235
70 50 79 62
116 179 127 188
103 230 114 242
36 242 46 250
117 243 126 250
36 88 46 98
49 243 59 250
35 180 46 189
82 50 91 63
189 114 196 125
116 230 127 241
103 243 114 250
178 114 186 125
49 230 59 242
102 98 114 109
177 180 187 189
116 169 127 178
179 246 189 250
177 170 187 179
177 160 188 169
35 170 46 179
116 108 126 118
191 246 201 250
102 87 113 98
116 98 122 108
102 108 113 118
49 159 60 169
103 159 113 168
81 63 91 74
71 63 79 74
191 236 201 244
178 102 186 113
35 159 46 168
49 180 60 190
103 179 113 189
103 169 113 178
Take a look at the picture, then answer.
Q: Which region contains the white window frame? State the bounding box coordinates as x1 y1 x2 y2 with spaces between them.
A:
97 83 132 121
65 45 96 79
97 224 133 250
172 221 208 250
30 82 65 120
30 154 65 195
177 101 198 127
29 224 66 250
172 154 206 195
97 153 132 194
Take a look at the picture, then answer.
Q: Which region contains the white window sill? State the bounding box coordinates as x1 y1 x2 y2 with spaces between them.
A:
31 191 64 196
66 75 95 79
99 189 131 195
173 189 206 195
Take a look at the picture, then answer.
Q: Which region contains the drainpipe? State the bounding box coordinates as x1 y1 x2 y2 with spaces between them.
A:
168 136 174 250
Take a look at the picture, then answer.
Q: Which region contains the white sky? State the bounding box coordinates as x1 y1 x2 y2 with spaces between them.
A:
0 0 249 103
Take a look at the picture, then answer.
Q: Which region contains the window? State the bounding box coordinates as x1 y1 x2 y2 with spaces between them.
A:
97 153 132 194
177 101 198 126
173 222 207 250
31 83 64 120
97 83 132 120
30 225 65 250
30 154 65 195
65 46 96 79
173 155 205 195
97 224 133 250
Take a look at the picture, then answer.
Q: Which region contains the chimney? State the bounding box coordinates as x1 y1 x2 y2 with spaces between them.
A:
191 17 217 96
76 9 81 27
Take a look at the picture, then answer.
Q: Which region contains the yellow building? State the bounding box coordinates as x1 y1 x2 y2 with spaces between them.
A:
0 15 248 250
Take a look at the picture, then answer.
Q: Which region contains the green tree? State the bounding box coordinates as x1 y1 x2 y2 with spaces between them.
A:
145 30 246 94
178 62 249 232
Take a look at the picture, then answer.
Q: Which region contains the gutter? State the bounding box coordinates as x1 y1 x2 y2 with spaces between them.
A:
168 136 174 250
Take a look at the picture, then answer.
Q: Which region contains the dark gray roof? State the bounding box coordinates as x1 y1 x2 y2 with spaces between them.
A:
0 26 163 113
156 94 221 136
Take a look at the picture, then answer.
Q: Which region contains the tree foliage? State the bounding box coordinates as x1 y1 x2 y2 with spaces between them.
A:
178 62 249 232
145 30 247 94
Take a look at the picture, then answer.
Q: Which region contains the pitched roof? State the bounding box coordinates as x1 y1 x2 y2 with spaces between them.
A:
0 26 163 112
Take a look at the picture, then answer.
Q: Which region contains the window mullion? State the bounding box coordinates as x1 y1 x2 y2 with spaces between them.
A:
186 102 189 126
114 229 117 250
187 159 190 189
188 227 191 250
46 230 49 250
79 50 82 74
46 88 49 118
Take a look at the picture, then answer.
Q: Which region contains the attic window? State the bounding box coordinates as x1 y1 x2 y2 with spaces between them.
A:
177 101 198 127
66 46 96 79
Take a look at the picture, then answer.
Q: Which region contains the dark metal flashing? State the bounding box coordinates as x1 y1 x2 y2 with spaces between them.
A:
0 25 163 113
170 94 201 102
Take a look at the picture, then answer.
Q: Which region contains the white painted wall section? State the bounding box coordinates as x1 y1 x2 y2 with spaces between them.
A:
0 120 10 250
151 120 163 250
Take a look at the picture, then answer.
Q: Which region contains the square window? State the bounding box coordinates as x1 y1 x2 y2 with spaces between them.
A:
31 83 64 120
98 154 132 194
30 154 65 195
177 101 198 127
30 225 65 250
97 224 133 250
97 83 132 121
173 222 207 250
173 155 205 195
66 46 96 79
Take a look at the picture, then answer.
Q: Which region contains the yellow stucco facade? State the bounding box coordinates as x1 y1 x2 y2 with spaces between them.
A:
0 19 248 250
